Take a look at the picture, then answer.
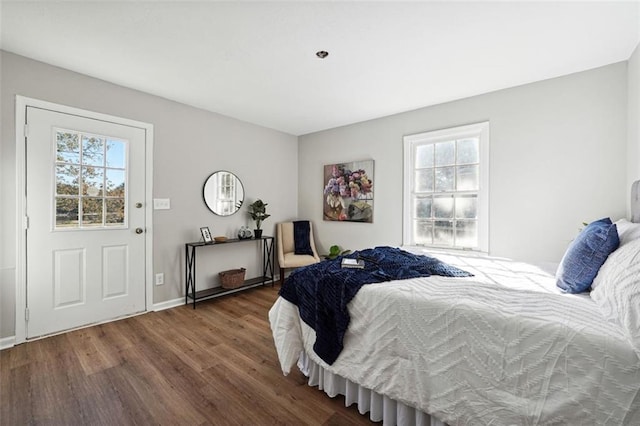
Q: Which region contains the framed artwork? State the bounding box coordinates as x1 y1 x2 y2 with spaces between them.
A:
323 160 374 222
200 226 213 243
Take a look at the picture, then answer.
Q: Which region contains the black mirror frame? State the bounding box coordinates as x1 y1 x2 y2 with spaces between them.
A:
202 170 245 216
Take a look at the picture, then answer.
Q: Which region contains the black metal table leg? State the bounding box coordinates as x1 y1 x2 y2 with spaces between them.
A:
185 244 197 309
262 237 273 285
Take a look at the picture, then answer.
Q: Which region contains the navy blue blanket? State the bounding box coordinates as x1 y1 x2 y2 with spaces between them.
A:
279 246 473 364
293 220 314 255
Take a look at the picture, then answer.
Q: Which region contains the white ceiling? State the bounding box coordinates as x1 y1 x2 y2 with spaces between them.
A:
1 1 639 136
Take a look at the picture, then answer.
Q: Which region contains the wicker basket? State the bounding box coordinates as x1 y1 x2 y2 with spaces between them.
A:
219 268 246 289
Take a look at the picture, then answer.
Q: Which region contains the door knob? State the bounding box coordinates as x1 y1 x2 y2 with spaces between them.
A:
135 202 143 208
135 228 144 234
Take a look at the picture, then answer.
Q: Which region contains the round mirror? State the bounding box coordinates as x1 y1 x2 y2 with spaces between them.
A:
203 171 245 216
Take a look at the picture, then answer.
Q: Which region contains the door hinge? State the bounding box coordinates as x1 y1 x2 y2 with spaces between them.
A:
24 124 29 138
25 308 29 322
23 216 29 230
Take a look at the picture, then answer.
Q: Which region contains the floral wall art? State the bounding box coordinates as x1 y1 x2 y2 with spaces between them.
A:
323 160 374 222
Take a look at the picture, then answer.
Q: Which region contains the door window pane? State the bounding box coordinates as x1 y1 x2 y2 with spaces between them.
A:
56 164 80 195
82 166 104 197
54 129 128 230
105 199 125 226
56 132 80 164
56 150 80 164
82 198 103 226
106 169 125 196
106 139 126 168
56 197 79 228
82 136 104 166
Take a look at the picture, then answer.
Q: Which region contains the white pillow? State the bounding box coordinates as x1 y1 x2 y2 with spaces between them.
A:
615 218 640 246
590 237 640 357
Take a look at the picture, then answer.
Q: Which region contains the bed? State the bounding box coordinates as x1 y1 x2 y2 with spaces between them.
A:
269 201 640 425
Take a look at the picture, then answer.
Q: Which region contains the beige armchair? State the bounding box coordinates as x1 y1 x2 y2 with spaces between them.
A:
276 221 321 284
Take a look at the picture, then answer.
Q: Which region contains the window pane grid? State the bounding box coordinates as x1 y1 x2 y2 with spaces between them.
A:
411 194 478 248
54 129 127 230
413 139 479 194
410 136 480 249
412 219 479 248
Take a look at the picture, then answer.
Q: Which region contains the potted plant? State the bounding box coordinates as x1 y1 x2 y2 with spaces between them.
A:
248 199 270 238
323 244 351 260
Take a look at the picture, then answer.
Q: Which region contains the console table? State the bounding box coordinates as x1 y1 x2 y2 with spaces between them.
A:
185 236 275 308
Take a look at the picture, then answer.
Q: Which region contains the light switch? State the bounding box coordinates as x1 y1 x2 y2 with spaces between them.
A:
153 198 171 210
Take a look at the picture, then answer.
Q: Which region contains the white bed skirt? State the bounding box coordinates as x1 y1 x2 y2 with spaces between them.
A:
297 351 446 426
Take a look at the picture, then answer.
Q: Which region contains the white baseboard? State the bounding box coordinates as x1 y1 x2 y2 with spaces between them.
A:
0 335 16 350
0 298 185 349
152 278 282 312
152 297 184 311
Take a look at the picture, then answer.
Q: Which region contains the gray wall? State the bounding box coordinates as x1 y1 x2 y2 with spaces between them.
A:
299 62 630 263
629 43 640 207
0 51 298 339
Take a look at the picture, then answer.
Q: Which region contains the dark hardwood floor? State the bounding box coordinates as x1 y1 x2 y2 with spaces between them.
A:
1 285 376 425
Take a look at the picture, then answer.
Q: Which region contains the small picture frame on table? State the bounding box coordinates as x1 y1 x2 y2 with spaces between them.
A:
200 227 213 244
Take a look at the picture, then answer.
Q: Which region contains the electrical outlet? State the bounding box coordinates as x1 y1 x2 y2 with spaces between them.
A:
155 273 164 286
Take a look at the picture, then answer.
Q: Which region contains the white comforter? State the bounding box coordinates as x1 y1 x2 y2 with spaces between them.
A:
269 251 640 425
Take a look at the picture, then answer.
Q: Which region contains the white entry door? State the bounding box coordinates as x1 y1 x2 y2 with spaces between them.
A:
26 106 147 338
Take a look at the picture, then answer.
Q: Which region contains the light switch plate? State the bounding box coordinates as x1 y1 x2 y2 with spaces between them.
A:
153 198 171 210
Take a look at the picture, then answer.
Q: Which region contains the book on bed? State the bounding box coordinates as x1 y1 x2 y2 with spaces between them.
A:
341 258 365 269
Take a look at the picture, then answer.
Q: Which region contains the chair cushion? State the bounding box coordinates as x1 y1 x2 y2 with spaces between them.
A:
282 252 319 268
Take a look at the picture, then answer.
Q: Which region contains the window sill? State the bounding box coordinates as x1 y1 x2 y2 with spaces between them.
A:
401 245 489 258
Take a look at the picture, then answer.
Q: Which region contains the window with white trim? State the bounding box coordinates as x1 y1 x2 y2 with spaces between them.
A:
403 122 489 252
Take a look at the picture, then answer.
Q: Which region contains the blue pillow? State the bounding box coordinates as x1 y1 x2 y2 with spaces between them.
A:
556 218 619 293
